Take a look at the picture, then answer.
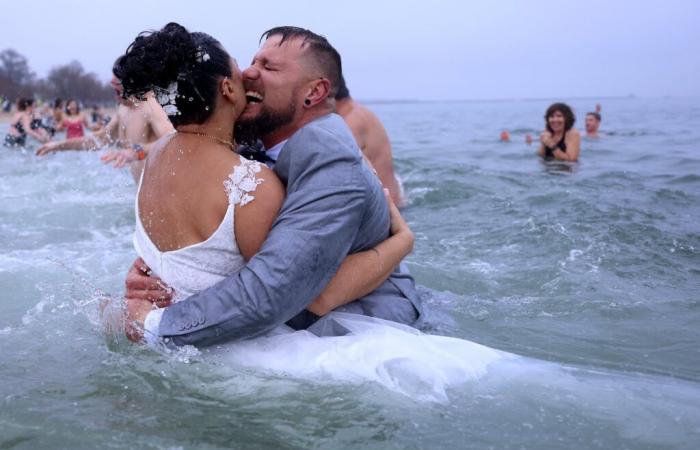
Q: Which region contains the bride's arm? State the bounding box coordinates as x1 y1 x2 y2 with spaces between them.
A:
234 163 285 261
235 168 414 317
306 189 413 316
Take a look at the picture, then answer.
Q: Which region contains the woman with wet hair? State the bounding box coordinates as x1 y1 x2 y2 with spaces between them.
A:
538 102 581 162
115 22 413 340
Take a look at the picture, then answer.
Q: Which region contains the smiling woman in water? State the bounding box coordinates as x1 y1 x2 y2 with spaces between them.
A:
538 102 581 162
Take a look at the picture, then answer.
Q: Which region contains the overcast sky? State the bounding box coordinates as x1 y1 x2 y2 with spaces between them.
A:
1 0 698 100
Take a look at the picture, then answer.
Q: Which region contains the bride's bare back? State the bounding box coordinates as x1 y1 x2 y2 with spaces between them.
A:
137 133 284 260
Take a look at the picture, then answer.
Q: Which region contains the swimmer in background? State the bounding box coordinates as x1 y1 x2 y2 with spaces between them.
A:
528 103 601 145
500 130 511 142
584 111 602 138
537 102 580 162
36 58 174 182
56 99 99 139
334 74 405 207
32 103 57 138
4 98 50 147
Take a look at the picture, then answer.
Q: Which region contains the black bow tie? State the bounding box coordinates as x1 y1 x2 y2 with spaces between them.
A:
238 141 276 164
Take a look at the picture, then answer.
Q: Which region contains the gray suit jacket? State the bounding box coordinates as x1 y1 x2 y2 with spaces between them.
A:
158 113 423 346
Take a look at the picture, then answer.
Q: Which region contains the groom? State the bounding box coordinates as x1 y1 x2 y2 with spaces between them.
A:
125 27 422 346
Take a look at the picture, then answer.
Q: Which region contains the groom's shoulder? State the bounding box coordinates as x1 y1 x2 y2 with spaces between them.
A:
287 113 359 156
280 114 369 191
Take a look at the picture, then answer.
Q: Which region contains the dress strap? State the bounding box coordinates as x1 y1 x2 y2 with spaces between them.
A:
223 158 264 206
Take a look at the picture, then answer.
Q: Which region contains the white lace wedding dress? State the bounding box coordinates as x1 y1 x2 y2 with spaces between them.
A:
133 158 508 401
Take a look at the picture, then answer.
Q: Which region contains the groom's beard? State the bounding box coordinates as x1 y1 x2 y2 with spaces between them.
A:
235 101 297 147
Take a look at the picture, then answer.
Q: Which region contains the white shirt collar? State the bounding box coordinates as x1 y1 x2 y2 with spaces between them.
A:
264 140 288 167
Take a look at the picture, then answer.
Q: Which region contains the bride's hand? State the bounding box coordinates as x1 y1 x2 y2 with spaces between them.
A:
306 190 413 317
125 257 173 308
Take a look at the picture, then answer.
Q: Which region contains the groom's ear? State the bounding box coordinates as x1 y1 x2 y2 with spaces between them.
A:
303 78 331 108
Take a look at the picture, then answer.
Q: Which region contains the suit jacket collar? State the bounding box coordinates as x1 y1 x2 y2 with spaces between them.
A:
272 114 336 185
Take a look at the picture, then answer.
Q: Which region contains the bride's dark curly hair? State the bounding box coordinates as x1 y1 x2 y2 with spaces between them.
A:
114 22 232 127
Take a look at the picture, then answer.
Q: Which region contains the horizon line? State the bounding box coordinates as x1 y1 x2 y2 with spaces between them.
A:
360 94 699 104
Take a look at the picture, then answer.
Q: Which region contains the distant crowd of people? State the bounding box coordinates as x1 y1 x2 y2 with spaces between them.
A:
3 97 111 148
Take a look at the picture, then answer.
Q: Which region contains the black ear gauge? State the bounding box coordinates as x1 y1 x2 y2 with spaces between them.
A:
304 99 311 106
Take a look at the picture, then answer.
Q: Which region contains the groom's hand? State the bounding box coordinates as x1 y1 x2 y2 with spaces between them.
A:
125 257 173 307
125 298 154 343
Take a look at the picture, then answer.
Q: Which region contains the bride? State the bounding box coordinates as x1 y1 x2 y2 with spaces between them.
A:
116 23 506 399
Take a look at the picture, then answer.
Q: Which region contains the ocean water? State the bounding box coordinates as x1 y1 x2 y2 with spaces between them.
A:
1 97 699 449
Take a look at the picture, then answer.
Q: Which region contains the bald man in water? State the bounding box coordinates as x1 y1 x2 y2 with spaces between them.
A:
334 75 405 206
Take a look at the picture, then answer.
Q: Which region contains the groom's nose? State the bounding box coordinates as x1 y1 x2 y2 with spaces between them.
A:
242 65 259 81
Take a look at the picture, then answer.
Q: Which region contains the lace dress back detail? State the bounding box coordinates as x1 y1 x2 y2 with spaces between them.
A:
224 157 263 206
133 157 264 302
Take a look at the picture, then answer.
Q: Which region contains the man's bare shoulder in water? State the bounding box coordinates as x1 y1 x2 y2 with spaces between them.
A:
115 93 171 144
336 97 405 206
113 93 174 181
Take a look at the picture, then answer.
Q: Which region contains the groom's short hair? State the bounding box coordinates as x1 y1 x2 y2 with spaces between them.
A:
261 26 342 97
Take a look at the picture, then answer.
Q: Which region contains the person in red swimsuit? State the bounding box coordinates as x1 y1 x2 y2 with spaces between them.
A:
58 99 98 138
